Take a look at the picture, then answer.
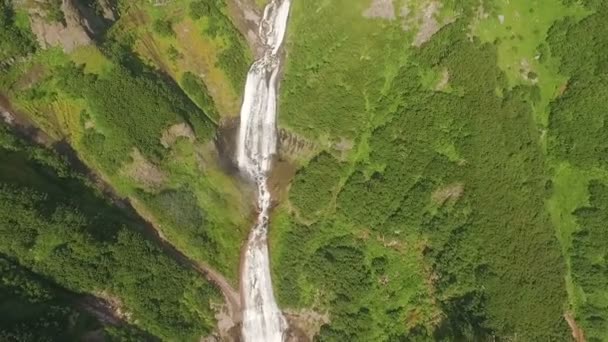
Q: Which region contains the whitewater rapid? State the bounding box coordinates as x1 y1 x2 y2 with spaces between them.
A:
237 1 291 341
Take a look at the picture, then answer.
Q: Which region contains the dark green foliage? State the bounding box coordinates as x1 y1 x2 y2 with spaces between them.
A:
0 128 218 340
181 71 219 122
0 1 37 60
310 239 374 341
407 23 567 340
216 36 249 90
547 9 608 169
189 0 212 20
153 18 173 37
281 20 569 340
167 45 182 62
42 0 65 24
290 152 342 219
138 188 221 265
57 61 215 172
0 256 99 341
545 10 608 339
145 189 204 234
274 223 312 307
571 181 608 340
189 0 248 90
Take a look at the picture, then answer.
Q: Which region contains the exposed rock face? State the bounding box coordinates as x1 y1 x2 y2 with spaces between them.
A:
97 0 117 21
277 128 315 160
27 0 115 52
160 122 196 148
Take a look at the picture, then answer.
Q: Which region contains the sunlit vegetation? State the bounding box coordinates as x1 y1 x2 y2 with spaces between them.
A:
289 152 344 220
0 1 37 60
56 58 215 171
0 19 247 279
1 0 607 340
107 0 250 117
181 71 220 122
275 0 581 340
544 1 608 339
152 18 174 37
0 1 250 336
0 126 219 339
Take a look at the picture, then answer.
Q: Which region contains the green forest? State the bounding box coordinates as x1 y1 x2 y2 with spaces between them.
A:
1 0 607 340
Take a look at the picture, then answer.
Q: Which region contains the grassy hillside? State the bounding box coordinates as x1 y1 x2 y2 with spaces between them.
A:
0 125 218 340
273 0 606 340
1 0 607 340
0 0 250 281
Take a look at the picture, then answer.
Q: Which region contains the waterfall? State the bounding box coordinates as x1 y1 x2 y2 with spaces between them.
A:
236 1 292 341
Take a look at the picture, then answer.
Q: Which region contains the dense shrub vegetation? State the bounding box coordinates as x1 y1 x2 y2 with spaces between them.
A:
276 1 574 340
546 1 608 339
0 126 218 340
572 181 608 339
289 152 343 219
57 59 215 171
152 19 174 37
189 0 249 90
0 1 37 60
181 71 220 122
547 5 608 170
0 256 98 340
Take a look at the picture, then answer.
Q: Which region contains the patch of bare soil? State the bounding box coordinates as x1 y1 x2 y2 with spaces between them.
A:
1 109 14 125
120 148 167 189
160 122 195 148
27 0 94 52
520 58 538 84
93 291 132 321
377 233 406 253
225 0 263 56
284 309 330 342
400 0 454 47
333 137 354 160
363 0 396 20
435 68 450 91
565 312 586 342
268 157 297 202
204 303 242 342
413 1 441 46
431 182 464 205
277 128 316 161
13 64 46 91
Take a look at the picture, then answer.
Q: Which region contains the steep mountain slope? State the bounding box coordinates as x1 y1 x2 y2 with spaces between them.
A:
272 0 608 340
0 125 218 340
1 0 607 341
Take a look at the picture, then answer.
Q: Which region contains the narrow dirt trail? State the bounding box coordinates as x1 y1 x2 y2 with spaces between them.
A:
129 200 242 322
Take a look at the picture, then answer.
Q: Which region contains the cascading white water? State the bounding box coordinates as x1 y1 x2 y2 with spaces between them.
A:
237 1 291 341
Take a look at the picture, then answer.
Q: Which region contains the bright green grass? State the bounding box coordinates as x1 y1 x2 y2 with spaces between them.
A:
70 45 112 75
255 0 267 9
547 162 608 312
472 0 589 126
280 0 411 141
162 139 249 280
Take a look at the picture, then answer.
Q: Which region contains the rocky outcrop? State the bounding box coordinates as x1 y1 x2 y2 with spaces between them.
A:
27 0 116 52
277 128 315 160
